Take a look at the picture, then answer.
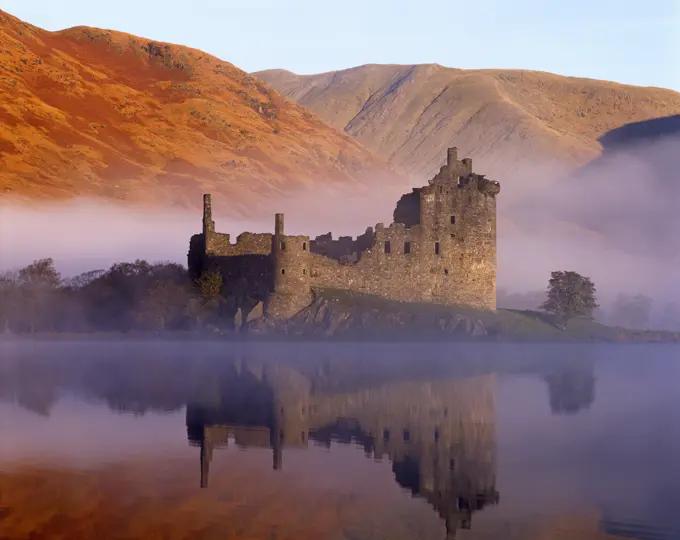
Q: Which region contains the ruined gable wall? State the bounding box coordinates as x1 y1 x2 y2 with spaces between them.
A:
205 231 272 257
203 232 276 303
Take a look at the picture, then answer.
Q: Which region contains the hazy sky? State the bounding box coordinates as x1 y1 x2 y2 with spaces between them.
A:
3 0 679 90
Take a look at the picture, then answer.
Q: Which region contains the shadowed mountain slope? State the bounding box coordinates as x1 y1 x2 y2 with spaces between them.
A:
0 11 406 216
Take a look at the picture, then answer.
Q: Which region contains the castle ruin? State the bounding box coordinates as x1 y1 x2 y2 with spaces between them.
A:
188 148 501 319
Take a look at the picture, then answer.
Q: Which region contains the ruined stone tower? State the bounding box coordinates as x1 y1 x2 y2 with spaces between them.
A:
188 148 500 319
266 213 314 319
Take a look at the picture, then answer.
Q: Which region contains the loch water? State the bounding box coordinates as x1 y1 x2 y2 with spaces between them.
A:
0 341 678 540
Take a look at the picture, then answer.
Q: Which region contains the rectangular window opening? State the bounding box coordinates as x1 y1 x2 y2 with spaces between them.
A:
404 241 411 254
434 242 440 255
303 268 306 275
384 240 391 254
280 241 286 251
302 241 307 251
281 268 285 275
450 215 456 224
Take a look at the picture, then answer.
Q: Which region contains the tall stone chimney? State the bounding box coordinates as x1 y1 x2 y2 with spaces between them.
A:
203 193 215 235
447 147 458 168
275 213 284 236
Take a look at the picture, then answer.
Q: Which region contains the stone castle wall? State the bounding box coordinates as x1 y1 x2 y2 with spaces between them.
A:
187 148 500 319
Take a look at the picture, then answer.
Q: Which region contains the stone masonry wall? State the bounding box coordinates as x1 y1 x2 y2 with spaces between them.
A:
189 148 500 319
303 148 499 310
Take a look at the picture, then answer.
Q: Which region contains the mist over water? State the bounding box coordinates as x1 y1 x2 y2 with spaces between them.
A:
499 131 680 313
1 341 679 539
1 133 678 321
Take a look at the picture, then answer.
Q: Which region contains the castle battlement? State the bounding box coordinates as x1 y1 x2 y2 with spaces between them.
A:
188 148 500 319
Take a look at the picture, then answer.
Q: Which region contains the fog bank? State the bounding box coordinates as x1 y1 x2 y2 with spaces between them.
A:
1 133 677 312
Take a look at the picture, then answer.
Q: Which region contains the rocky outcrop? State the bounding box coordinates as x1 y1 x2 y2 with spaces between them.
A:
246 294 491 340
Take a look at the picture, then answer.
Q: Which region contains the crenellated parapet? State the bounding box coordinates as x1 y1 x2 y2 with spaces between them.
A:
429 147 500 197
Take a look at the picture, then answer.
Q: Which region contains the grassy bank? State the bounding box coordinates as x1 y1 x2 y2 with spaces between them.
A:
313 288 679 342
1 288 678 343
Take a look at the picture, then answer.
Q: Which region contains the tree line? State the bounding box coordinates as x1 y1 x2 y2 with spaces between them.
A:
0 260 676 333
0 258 229 333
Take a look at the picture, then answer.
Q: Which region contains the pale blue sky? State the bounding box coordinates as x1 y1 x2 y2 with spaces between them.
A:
3 0 679 90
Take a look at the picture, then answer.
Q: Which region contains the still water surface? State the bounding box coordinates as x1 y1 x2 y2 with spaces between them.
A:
0 341 678 539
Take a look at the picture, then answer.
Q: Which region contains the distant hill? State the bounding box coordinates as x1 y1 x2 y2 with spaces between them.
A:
255 64 680 183
0 11 406 216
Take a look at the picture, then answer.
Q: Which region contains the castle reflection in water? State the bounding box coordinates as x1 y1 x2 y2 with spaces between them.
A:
186 362 500 539
0 342 598 538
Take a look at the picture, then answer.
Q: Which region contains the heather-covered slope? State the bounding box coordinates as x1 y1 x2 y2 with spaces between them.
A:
0 11 406 216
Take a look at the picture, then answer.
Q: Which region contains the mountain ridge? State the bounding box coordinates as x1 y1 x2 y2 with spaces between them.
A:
255 64 680 183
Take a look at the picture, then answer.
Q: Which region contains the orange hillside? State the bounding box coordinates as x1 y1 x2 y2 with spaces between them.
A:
0 10 405 216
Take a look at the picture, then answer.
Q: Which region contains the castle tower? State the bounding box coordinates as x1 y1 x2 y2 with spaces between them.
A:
416 148 499 309
265 213 313 319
